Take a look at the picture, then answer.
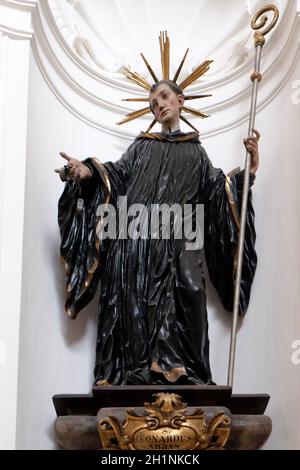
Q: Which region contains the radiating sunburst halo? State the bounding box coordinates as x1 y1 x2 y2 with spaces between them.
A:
117 31 213 133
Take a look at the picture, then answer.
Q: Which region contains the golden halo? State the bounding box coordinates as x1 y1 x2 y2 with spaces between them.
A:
117 31 213 132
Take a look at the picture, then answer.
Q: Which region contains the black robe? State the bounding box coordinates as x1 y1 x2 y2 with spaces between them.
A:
58 131 257 385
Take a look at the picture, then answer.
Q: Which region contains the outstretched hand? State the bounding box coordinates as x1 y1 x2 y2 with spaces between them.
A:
55 152 92 181
244 129 260 175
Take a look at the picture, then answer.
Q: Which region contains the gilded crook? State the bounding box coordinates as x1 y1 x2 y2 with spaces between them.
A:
251 4 279 36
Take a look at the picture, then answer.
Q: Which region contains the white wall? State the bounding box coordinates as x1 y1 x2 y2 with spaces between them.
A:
0 0 34 450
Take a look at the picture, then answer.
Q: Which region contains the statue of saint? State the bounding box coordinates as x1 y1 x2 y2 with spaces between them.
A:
57 78 259 386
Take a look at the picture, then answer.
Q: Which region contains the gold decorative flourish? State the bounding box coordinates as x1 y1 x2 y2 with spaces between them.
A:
81 158 111 292
93 157 111 242
145 118 157 133
225 170 241 283
116 106 151 126
121 94 213 103
150 361 187 383
98 393 231 450
140 53 159 83
225 173 240 231
122 97 149 102
95 379 111 387
182 105 210 119
184 94 212 101
251 4 279 37
179 60 213 90
139 131 199 142
173 48 189 83
118 31 212 131
251 72 262 82
180 115 199 132
121 67 152 90
160 31 170 80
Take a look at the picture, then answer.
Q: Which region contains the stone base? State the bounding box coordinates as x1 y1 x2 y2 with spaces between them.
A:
53 385 272 450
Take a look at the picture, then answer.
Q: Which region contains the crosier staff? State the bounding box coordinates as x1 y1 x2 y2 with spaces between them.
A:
227 4 279 387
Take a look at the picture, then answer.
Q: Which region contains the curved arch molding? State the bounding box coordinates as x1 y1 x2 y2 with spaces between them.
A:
1 0 300 140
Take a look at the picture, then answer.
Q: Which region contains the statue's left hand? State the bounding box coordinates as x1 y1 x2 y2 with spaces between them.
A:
244 128 260 175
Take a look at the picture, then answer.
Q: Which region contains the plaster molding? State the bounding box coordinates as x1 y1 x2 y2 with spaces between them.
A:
0 0 34 448
1 0 300 139
0 0 37 38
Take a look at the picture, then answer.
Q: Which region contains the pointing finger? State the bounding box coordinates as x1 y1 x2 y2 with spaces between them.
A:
60 152 71 161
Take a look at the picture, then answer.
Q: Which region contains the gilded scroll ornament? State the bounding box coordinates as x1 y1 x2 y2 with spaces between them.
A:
98 393 231 451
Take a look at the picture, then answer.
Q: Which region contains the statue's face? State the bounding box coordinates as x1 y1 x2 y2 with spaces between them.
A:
149 84 184 126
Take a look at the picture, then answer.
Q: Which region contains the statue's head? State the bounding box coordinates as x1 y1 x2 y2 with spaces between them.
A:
149 80 184 127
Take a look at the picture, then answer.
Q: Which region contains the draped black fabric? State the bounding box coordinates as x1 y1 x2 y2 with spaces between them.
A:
58 131 257 385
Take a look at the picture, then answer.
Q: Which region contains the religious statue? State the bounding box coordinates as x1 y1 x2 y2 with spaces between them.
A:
56 33 259 387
